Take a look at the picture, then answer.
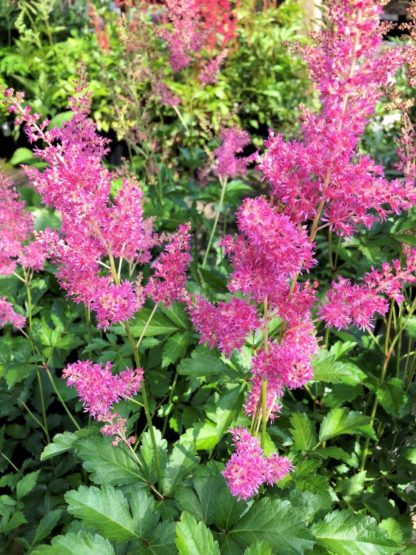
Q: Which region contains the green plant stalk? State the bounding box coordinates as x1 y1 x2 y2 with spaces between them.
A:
45 367 81 431
360 303 394 472
136 303 159 350
258 298 270 449
23 269 50 443
106 248 162 485
202 176 228 268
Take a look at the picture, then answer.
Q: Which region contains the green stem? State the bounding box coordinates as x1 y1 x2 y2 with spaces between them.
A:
260 378 268 450
1 452 19 472
202 176 228 268
136 303 159 350
360 303 394 472
45 367 81 431
37 370 50 442
124 323 162 485
20 399 49 439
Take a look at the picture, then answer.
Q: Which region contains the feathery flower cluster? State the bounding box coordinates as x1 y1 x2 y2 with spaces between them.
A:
188 296 259 356
160 0 236 76
63 360 143 445
4 82 191 329
223 428 292 500
319 277 389 330
0 297 26 329
258 0 414 236
245 322 318 420
0 172 33 275
214 127 250 179
221 197 314 304
145 224 192 306
321 249 416 330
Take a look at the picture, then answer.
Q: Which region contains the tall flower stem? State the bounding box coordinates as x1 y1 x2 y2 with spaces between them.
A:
360 303 394 472
106 248 162 485
23 269 50 443
124 322 162 486
259 298 270 450
44 366 81 431
202 176 228 268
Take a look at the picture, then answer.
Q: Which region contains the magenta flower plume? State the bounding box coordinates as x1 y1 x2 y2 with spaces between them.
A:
145 224 192 306
188 296 259 356
223 428 292 500
62 360 143 420
258 0 414 236
214 127 250 179
319 277 389 330
4 84 158 329
0 297 26 329
221 197 314 304
0 172 33 275
92 281 142 330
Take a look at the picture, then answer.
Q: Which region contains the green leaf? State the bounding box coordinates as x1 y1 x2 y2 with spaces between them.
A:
319 408 376 442
139 428 168 484
16 470 40 499
336 471 367 500
244 542 273 555
40 431 79 461
9 147 37 166
379 519 403 546
313 351 365 386
225 498 315 554
65 485 140 542
76 436 143 486
375 378 409 418
290 413 317 451
161 439 199 496
177 346 232 378
32 531 115 555
47 111 74 129
312 510 400 554
31 509 63 546
176 512 221 555
162 331 193 368
405 448 416 464
129 307 180 336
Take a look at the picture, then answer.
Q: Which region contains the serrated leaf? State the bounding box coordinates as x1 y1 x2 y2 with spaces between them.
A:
31 509 63 546
40 431 79 461
244 542 273 555
375 378 409 418
76 436 143 486
16 470 40 499
176 512 221 555
162 331 193 368
312 510 399 554
225 498 315 554
319 408 375 442
129 307 180 336
336 471 367 500
177 346 231 378
32 531 115 555
290 413 317 451
139 428 168 484
65 485 140 542
161 439 199 496
313 351 365 386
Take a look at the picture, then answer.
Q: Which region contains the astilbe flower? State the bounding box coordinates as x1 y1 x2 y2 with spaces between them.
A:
188 296 259 356
245 320 318 420
221 197 314 304
4 83 176 329
223 428 292 500
214 127 251 179
145 224 192 306
0 172 33 274
319 277 389 330
0 297 26 329
159 0 235 75
258 0 414 236
63 360 143 445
